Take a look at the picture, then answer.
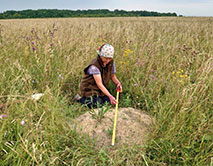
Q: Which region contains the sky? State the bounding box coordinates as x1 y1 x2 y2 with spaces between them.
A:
0 0 213 16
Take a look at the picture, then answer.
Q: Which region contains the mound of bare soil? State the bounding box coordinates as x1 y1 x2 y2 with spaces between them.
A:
71 107 154 148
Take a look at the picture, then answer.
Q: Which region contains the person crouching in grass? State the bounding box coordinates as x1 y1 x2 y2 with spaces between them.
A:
75 44 122 108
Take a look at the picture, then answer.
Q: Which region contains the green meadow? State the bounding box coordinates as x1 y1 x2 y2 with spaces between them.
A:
0 17 212 165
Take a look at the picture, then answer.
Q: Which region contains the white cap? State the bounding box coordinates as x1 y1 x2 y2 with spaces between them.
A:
97 44 114 58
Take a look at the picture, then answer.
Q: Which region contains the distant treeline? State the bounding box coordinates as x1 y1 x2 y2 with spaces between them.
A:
0 9 178 19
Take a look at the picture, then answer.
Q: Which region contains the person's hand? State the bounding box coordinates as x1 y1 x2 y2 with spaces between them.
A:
109 95 117 105
116 82 123 92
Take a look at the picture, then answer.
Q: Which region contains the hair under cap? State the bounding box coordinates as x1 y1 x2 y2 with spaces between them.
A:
97 44 114 58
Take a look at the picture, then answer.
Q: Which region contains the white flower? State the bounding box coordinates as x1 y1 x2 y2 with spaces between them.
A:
21 120 25 125
31 93 44 101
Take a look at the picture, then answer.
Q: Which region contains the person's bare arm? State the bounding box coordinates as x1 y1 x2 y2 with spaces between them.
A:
111 74 122 92
111 74 120 85
93 74 117 104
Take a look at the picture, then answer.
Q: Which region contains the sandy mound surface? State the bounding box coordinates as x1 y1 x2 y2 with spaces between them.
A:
72 107 154 148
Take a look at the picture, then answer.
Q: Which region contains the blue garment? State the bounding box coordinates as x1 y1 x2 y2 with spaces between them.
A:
77 95 110 108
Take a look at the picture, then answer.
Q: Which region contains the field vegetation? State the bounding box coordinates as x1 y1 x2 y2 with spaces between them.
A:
0 17 212 165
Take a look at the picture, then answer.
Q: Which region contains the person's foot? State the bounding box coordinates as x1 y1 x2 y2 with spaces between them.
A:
73 94 81 102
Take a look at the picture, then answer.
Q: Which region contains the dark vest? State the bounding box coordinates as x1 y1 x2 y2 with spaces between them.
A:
80 56 113 97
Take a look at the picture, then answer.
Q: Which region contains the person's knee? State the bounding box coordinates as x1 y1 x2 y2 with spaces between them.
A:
102 96 110 103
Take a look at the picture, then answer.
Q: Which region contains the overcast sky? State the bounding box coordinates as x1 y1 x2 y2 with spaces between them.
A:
0 0 213 16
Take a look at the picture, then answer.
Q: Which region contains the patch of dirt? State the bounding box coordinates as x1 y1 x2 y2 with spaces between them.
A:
71 107 154 148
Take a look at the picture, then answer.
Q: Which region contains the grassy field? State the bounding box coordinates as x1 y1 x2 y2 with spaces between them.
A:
0 17 212 165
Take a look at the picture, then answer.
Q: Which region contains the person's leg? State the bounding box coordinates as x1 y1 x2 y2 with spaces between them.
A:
78 95 110 108
100 95 110 105
91 96 99 108
78 96 98 108
78 97 91 108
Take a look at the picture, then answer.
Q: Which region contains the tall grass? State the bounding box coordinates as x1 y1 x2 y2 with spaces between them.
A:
0 17 212 165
